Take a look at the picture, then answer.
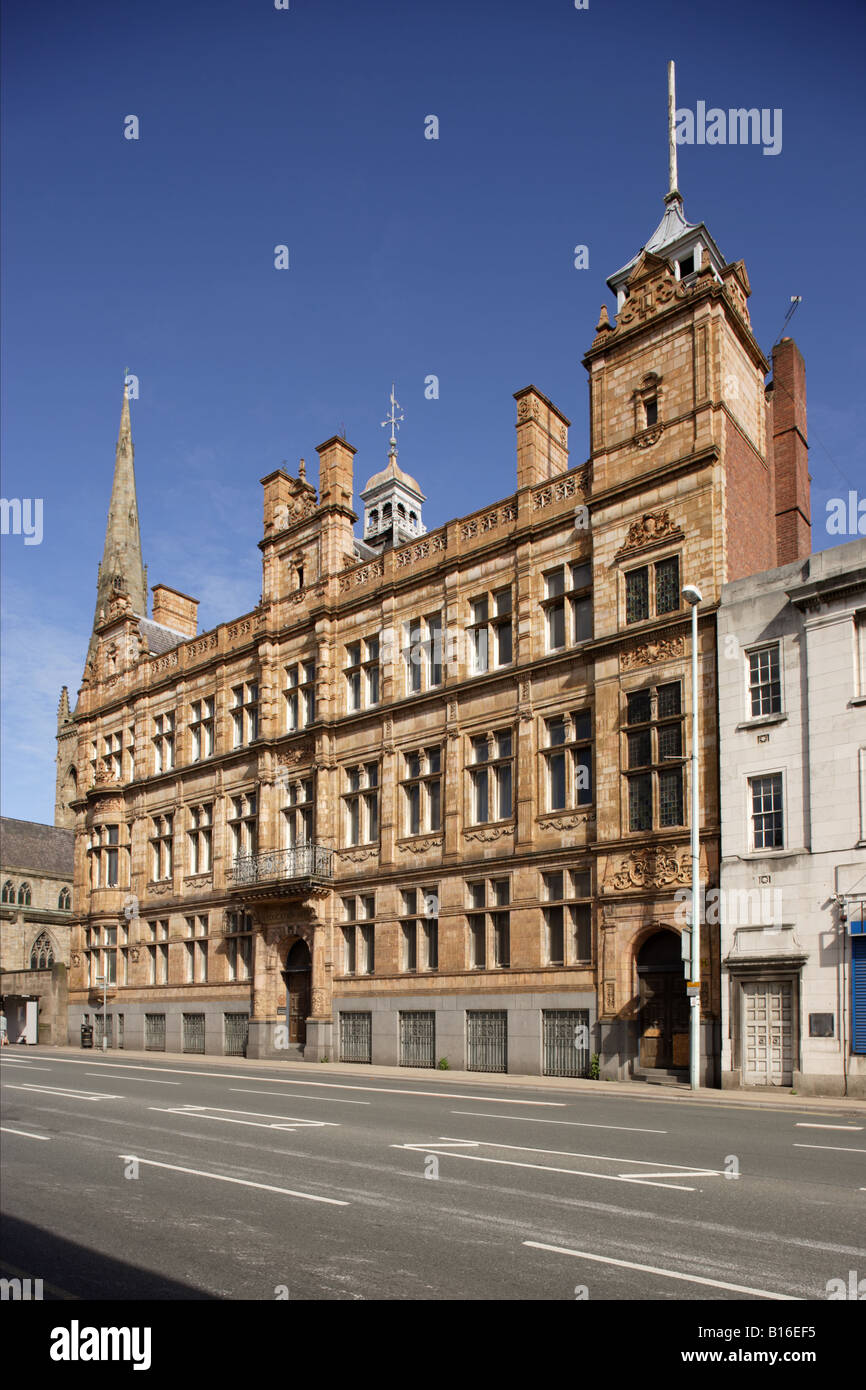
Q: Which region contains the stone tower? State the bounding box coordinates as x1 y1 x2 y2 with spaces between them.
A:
582 137 810 1079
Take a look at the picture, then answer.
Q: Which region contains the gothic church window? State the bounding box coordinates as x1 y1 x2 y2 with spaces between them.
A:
30 931 55 969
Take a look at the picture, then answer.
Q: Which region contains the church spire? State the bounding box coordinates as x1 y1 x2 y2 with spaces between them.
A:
86 378 148 664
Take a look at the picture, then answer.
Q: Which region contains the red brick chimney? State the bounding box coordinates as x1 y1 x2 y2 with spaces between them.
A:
767 338 811 564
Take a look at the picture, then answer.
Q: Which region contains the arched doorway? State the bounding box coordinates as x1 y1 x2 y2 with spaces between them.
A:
637 930 689 1070
281 939 311 1045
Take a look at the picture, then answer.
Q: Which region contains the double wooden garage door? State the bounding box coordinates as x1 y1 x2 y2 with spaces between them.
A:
742 979 793 1086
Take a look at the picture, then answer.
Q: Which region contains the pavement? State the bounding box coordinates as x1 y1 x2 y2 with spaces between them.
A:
29 1042 866 1114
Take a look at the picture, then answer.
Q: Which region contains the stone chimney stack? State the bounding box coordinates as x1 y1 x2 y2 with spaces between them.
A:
768 338 811 565
316 436 357 575
513 386 570 490
260 468 294 537
317 436 355 509
151 584 198 637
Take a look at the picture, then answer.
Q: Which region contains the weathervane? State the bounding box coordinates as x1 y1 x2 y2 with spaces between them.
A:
381 383 404 458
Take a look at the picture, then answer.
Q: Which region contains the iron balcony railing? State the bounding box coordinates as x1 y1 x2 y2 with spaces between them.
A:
229 844 334 887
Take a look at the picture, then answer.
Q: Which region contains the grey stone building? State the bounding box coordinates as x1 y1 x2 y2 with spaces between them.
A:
0 817 74 1044
717 538 866 1096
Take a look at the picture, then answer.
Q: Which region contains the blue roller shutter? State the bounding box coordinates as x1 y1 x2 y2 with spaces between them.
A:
852 936 866 1055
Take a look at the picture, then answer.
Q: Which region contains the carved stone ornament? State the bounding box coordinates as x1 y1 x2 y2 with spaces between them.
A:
277 743 315 766
604 980 616 1012
539 813 596 830
71 952 81 968
129 947 140 963
617 258 685 330
187 632 219 659
151 651 179 674
311 987 328 1018
93 759 118 786
148 881 173 896
608 848 691 891
400 836 443 854
620 510 677 552
107 593 132 621
464 825 513 843
338 848 378 864
620 635 685 671
636 426 664 449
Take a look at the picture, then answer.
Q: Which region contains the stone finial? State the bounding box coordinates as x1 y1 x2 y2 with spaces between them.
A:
595 304 613 333
298 457 306 480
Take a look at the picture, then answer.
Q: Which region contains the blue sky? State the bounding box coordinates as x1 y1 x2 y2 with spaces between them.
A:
2 0 865 822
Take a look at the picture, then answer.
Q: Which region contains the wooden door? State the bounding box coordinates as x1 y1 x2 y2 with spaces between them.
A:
287 973 310 1044
639 972 689 1068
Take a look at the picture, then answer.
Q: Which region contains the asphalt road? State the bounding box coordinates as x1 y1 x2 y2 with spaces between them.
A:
2 1049 865 1302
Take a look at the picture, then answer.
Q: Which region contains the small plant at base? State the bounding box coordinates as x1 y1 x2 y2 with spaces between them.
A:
320 1055 329 1063
437 1057 450 1070
589 1053 600 1080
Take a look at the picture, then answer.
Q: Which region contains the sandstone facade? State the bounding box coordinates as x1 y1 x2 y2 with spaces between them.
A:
60 194 811 1082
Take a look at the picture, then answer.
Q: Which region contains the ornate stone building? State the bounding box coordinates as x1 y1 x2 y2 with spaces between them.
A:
61 181 811 1082
0 817 74 1044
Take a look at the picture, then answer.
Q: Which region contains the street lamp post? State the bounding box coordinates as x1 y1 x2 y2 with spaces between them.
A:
95 974 108 1052
682 585 703 1091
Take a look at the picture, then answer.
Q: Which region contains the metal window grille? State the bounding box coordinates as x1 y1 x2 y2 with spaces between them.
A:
543 1009 590 1077
399 1011 436 1067
339 1011 372 1063
658 768 684 826
655 556 680 613
628 730 651 767
629 773 652 831
466 1010 507 1073
224 1013 249 1057
182 1013 205 1054
658 722 682 759
657 681 681 717
625 568 649 623
118 1014 124 1049
144 1013 166 1051
627 689 652 723
95 1013 113 1048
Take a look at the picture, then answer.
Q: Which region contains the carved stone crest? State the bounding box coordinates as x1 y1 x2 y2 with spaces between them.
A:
608 848 691 892
620 635 685 671
620 510 676 552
